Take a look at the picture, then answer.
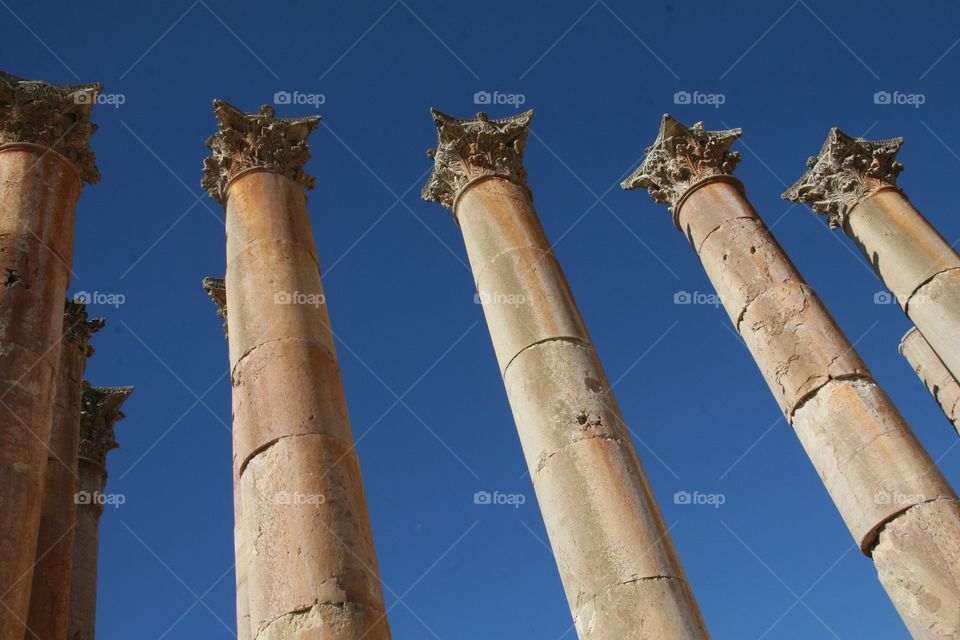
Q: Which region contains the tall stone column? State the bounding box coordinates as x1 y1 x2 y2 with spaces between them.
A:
622 115 960 639
784 129 960 382
422 110 710 640
67 384 132 640
202 101 390 640
0 71 101 635
201 275 251 640
26 301 102 639
900 326 959 436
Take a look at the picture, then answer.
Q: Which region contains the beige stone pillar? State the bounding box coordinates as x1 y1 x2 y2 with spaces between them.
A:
202 101 390 640
900 326 959 436
0 71 101 637
201 275 251 640
422 110 710 640
784 129 960 382
67 384 132 640
26 301 102 639
622 115 960 639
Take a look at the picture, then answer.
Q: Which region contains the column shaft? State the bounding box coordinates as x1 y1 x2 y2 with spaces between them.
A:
900 327 960 436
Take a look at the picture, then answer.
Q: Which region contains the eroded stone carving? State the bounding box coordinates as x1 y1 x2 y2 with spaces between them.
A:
783 128 904 229
79 384 133 466
63 299 104 357
621 114 741 210
201 276 227 335
0 71 101 183
421 108 533 210
201 100 321 204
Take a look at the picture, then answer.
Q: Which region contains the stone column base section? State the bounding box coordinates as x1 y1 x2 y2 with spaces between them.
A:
204 101 391 640
0 70 100 634
423 109 711 640
900 327 959 436
784 129 960 383
624 115 960 638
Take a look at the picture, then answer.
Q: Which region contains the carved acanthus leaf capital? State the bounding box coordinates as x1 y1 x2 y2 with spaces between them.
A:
0 71 102 183
621 114 741 210
79 383 133 467
63 299 105 358
201 100 321 204
782 128 904 229
202 276 227 336
421 108 533 210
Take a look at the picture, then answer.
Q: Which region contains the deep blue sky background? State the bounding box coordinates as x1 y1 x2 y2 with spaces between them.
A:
5 1 960 637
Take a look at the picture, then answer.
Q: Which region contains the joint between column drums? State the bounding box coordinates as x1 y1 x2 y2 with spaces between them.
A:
0 142 84 185
501 335 593 378
903 266 960 315
451 174 533 223
786 373 876 423
863 496 955 556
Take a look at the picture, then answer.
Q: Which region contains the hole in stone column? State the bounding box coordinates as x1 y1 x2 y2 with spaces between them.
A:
750 246 757 254
4 269 20 287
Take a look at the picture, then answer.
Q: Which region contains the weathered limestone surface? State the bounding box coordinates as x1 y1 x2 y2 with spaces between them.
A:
900 327 960 436
204 101 389 640
424 109 710 640
68 384 132 640
624 115 960 637
26 302 102 639
0 71 99 637
784 129 960 383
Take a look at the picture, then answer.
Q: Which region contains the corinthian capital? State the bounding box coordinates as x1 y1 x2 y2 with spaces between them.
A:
421 109 533 210
782 128 904 229
0 71 102 183
201 100 321 204
621 114 741 210
201 276 227 335
63 299 105 358
79 384 133 467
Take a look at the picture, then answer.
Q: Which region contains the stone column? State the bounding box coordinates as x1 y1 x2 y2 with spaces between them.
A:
422 110 710 640
784 129 960 382
202 101 390 640
0 71 101 635
900 326 959 436
26 301 102 639
201 275 252 640
622 115 960 639
67 384 132 640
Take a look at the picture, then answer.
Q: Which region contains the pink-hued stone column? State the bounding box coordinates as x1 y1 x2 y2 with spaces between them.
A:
784 129 960 383
901 326 959 436
0 71 101 636
26 301 102 639
202 102 390 640
67 384 132 640
623 115 960 639
422 110 710 640
201 275 251 640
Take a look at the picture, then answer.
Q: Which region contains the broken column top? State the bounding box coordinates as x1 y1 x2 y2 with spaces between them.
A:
782 128 904 229
63 299 105 358
201 276 227 336
0 71 102 183
201 100 321 205
79 384 134 467
621 114 742 217
421 108 534 211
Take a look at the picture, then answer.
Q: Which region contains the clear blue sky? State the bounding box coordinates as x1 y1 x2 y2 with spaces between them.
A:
6 1 960 637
